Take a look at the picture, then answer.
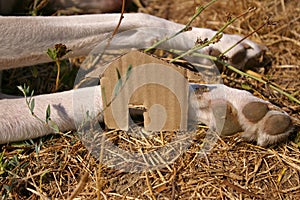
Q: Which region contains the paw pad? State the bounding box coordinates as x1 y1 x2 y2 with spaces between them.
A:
264 113 291 135
242 101 268 122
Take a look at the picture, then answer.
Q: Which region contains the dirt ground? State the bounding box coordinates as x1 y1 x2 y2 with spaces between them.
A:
1 0 300 199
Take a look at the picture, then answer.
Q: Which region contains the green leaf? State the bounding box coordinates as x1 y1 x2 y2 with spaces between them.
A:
241 83 252 90
114 68 123 97
46 105 51 123
126 64 132 81
35 143 40 156
25 85 30 95
52 124 60 134
114 79 122 97
30 89 34 97
30 98 35 114
47 48 56 60
116 68 122 81
17 85 26 96
46 48 52 59
48 120 59 133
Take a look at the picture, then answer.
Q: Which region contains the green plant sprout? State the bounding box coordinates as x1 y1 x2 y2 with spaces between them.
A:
30 0 48 16
83 64 132 119
113 65 133 97
47 43 71 92
17 84 60 134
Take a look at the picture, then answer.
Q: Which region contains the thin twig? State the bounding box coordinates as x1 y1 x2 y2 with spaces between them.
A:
54 59 61 91
220 11 270 57
90 0 127 71
145 172 156 200
96 1 126 200
112 1 126 37
169 7 256 63
144 0 219 52
68 171 89 200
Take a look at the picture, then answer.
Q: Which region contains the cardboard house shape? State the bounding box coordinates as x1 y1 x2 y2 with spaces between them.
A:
100 50 202 131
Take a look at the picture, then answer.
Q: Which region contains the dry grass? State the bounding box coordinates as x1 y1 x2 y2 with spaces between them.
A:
1 0 300 199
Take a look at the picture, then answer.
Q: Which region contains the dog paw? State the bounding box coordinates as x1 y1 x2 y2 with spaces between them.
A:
210 34 266 70
190 84 293 146
240 105 292 147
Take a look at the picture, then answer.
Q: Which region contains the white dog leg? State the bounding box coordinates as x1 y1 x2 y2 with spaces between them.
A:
0 86 102 143
0 13 262 70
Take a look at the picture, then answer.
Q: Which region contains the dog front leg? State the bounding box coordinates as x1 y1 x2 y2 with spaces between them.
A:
0 13 263 70
0 86 102 144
